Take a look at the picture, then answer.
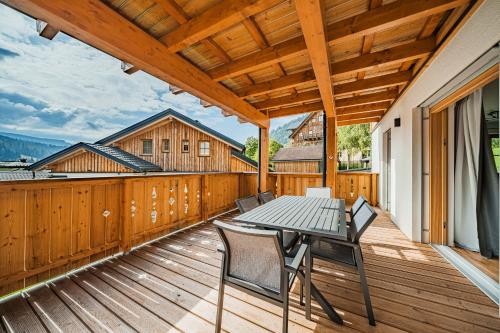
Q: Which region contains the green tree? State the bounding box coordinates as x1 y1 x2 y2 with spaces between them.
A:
244 136 259 161
337 124 371 170
269 139 283 161
244 136 283 163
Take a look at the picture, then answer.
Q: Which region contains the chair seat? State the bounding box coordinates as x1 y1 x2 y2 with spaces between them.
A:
310 239 356 266
282 231 300 250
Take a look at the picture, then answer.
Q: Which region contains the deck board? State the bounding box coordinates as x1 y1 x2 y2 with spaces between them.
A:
1 209 499 333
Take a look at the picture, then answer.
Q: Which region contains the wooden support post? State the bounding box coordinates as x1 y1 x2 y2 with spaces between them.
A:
325 117 337 197
201 174 209 221
258 127 269 193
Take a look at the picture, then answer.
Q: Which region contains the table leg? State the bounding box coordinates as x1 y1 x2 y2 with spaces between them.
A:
297 271 343 324
305 243 311 320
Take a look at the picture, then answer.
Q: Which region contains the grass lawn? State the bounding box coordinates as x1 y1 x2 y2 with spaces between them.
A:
494 147 499 171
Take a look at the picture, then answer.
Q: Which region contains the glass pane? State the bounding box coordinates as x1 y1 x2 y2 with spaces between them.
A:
143 140 152 154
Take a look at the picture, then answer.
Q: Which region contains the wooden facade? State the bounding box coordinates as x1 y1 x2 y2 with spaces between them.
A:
289 112 324 146
115 118 234 172
33 113 257 174
47 149 133 173
274 160 320 173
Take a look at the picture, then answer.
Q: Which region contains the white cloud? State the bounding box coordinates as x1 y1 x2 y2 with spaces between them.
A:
0 5 299 144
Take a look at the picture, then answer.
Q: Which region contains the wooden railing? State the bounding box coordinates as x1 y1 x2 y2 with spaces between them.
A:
270 171 378 206
0 171 377 296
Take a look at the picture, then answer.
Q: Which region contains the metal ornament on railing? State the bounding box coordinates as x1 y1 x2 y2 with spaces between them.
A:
131 200 136 218
151 186 157 224
184 183 189 214
102 210 111 218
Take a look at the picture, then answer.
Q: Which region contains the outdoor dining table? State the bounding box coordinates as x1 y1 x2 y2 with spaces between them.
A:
234 195 347 324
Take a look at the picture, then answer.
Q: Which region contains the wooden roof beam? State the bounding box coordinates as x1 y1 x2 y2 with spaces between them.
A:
337 110 384 121
209 0 467 81
335 71 411 96
268 102 324 118
295 0 335 117
336 101 391 115
337 116 381 126
200 99 212 107
254 90 321 110
335 90 397 108
5 0 269 127
169 85 184 95
160 0 282 53
121 61 140 75
235 36 426 98
36 19 58 40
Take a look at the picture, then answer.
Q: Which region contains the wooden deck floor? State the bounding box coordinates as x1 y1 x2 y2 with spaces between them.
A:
1 209 499 333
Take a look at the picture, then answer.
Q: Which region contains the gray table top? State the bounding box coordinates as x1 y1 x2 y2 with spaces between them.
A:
234 195 347 240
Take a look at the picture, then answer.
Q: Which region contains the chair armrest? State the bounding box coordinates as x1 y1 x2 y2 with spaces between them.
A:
285 242 309 273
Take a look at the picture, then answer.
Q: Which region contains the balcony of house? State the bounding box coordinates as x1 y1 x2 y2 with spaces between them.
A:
0 0 499 332
0 172 499 332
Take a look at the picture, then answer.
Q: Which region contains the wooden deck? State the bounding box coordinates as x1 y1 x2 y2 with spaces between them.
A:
1 209 499 333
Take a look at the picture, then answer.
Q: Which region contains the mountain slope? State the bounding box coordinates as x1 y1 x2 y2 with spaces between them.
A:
0 134 68 162
270 114 308 146
0 131 71 146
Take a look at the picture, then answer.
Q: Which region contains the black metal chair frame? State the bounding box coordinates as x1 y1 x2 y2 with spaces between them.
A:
214 221 309 333
258 191 276 204
304 203 377 326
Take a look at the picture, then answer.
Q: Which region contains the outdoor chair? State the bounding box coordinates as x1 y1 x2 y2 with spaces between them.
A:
307 203 377 325
305 187 331 198
347 195 368 223
235 195 260 213
258 190 276 204
214 220 309 333
236 194 299 251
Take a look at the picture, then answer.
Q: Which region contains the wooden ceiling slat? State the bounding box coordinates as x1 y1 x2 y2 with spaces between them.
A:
335 90 397 108
237 70 316 98
160 0 282 53
4 0 269 127
337 110 384 122
208 0 466 81
155 0 189 24
335 71 412 96
331 37 435 77
338 116 381 126
254 90 321 109
295 0 335 117
336 101 391 115
268 101 323 118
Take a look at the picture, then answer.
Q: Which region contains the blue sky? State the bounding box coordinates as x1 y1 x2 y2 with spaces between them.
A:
0 5 300 144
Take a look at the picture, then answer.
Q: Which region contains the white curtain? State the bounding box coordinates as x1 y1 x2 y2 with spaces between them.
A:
454 90 483 251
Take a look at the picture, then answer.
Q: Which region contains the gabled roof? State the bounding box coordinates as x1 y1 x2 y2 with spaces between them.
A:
272 145 322 162
96 108 245 151
231 149 257 167
289 112 322 139
28 143 162 172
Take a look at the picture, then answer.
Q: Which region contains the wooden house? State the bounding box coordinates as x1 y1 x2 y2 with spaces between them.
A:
289 112 324 146
29 109 257 173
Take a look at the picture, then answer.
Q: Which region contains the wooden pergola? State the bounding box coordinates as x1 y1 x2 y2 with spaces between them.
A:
2 0 474 192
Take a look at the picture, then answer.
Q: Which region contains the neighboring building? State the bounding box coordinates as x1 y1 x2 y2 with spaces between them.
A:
0 160 32 170
273 111 368 172
272 145 322 173
29 109 257 173
289 112 323 146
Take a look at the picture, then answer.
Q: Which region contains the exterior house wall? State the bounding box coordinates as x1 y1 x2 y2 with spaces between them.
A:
115 119 233 172
274 161 320 173
231 156 257 172
47 150 133 173
371 0 500 241
290 112 323 146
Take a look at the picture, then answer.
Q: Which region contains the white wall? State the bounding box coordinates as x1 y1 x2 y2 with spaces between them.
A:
372 0 500 241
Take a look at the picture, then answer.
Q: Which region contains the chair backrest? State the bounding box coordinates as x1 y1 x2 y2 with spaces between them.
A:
235 195 260 213
350 203 377 243
351 195 367 218
214 220 285 296
258 191 275 204
305 187 331 198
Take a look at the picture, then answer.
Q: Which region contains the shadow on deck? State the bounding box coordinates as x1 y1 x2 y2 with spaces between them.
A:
1 209 499 332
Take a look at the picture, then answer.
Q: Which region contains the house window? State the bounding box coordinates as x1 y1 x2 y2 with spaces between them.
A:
299 133 303 139
318 115 322 122
142 139 152 155
162 139 170 152
308 130 313 135
182 140 189 153
312 118 316 123
199 141 210 156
